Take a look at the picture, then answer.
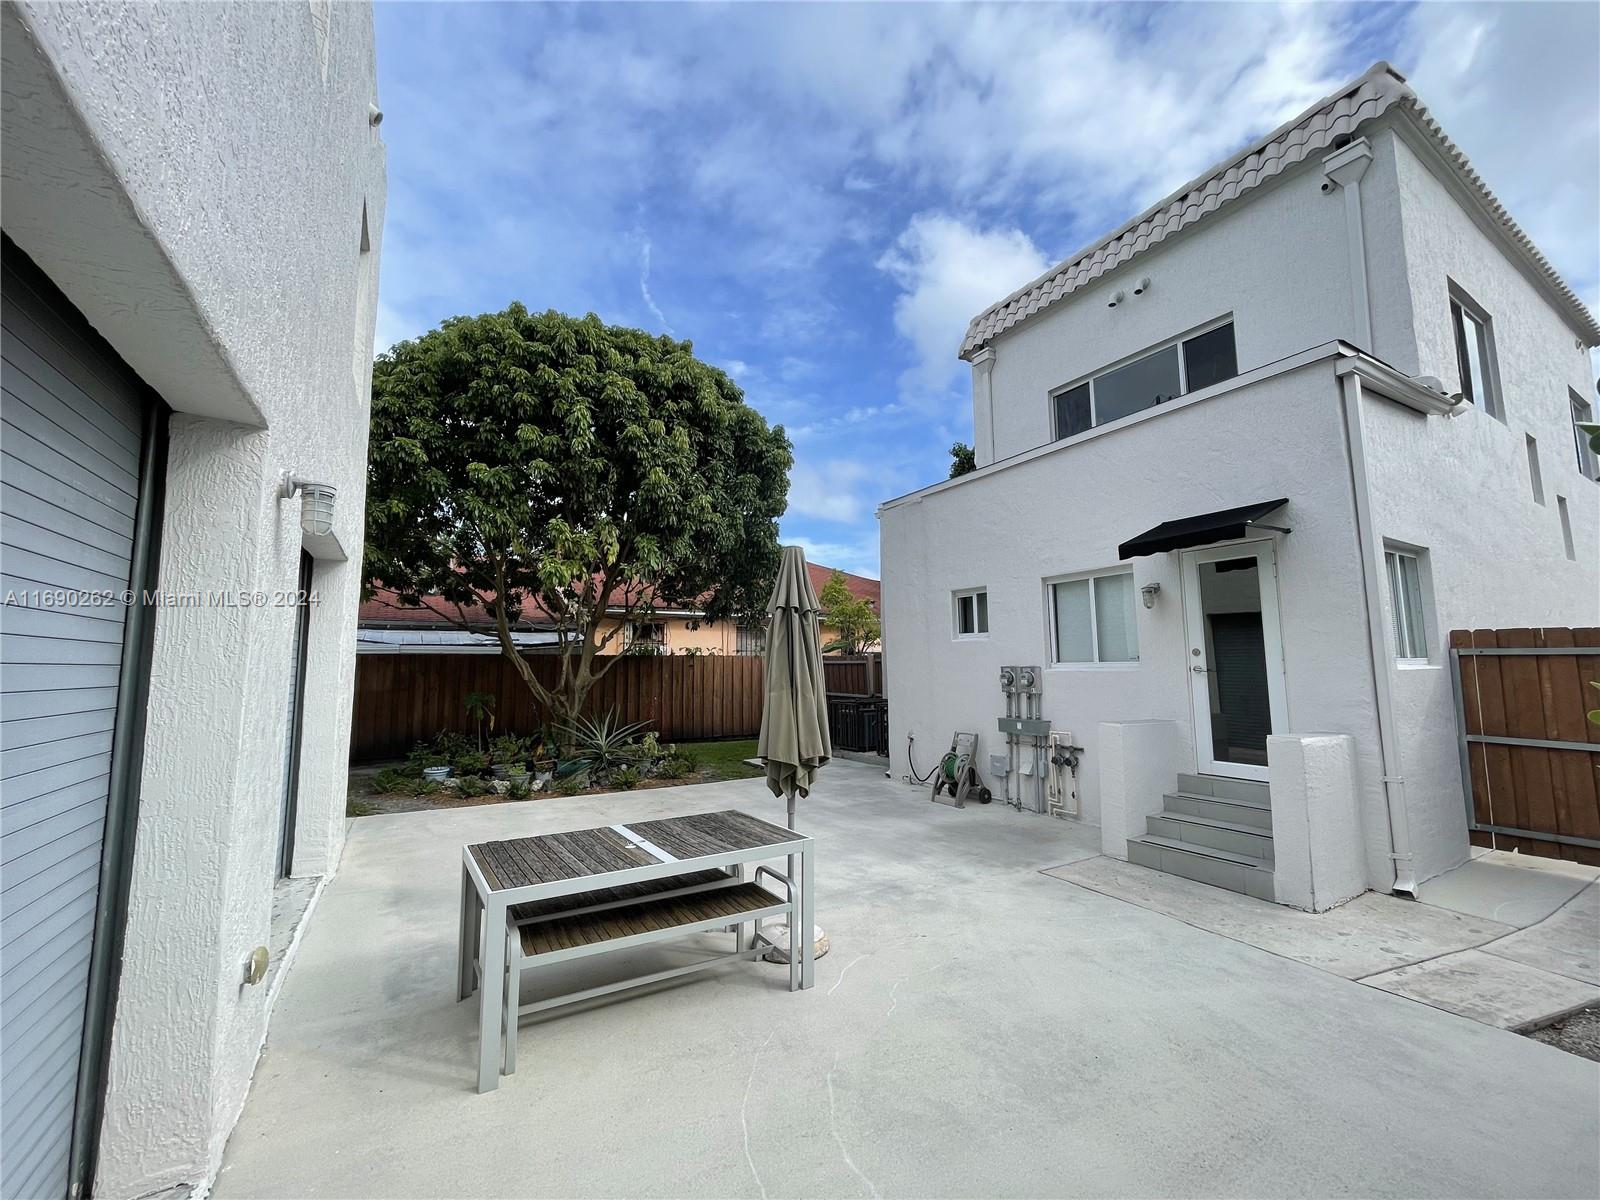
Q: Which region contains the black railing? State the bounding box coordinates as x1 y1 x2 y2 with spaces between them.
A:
827 695 888 756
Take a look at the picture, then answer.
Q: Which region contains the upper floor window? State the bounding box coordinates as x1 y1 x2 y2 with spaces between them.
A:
1449 286 1502 419
1052 321 1237 441
953 588 989 639
1571 392 1598 481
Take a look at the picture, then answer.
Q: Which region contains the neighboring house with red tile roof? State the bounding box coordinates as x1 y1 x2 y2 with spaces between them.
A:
359 563 880 656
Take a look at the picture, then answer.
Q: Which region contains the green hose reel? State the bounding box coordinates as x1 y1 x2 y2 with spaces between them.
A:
930 732 991 808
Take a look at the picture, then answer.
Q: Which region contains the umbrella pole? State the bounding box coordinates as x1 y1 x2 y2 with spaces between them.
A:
787 796 799 960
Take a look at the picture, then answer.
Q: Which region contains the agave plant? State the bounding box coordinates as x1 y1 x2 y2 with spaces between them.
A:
557 711 651 773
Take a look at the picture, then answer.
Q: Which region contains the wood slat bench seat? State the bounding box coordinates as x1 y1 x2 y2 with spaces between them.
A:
517 883 783 956
508 868 734 924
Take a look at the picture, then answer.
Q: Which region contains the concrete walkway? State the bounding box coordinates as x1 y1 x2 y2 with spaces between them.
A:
217 763 1599 1198
1050 850 1600 1030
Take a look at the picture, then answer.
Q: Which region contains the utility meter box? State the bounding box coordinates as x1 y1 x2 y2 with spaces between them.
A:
989 753 1008 777
998 716 1052 737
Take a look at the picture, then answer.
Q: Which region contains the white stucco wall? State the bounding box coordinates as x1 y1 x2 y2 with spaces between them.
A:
910 112 1597 900
972 138 1418 466
2 4 385 1196
1358 128 1600 883
881 356 1395 878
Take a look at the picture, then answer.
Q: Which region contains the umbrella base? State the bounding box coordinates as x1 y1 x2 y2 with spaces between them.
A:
760 920 829 964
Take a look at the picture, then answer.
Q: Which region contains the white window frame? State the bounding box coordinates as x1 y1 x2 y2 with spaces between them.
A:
1448 284 1503 420
1045 568 1140 667
1571 392 1598 481
952 587 989 640
1383 547 1431 665
1049 316 1236 441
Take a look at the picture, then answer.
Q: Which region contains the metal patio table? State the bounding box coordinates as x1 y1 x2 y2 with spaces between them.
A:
458 808 815 1093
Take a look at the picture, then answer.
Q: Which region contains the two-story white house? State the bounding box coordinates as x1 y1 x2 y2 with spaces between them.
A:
879 62 1598 911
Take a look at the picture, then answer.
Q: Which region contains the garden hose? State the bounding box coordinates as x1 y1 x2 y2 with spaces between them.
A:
904 734 939 785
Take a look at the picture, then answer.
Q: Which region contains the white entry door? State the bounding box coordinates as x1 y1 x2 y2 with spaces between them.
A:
1180 540 1288 781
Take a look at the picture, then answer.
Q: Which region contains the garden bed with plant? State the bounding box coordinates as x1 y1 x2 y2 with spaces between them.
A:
347 715 760 817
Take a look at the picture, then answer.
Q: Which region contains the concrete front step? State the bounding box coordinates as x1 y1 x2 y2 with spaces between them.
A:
1127 834 1275 901
1164 791 1273 831
1147 812 1274 863
1175 772 1271 805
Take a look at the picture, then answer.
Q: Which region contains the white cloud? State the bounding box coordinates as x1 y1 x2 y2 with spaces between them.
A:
636 234 674 335
1402 2 1600 313
787 457 885 525
876 214 1050 398
779 532 880 579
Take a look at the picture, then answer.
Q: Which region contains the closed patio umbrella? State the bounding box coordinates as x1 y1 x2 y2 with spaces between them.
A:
757 545 830 962
759 545 831 822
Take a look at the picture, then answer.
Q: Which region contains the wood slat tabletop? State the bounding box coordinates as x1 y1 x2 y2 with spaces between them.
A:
468 809 800 892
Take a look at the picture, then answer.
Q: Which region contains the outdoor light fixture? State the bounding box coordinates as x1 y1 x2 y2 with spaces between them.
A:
279 471 338 537
1141 582 1161 609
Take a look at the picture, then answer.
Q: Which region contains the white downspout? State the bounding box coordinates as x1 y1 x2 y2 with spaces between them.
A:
1339 370 1418 896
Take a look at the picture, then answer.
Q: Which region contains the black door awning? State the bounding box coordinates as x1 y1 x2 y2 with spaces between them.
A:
1117 499 1289 559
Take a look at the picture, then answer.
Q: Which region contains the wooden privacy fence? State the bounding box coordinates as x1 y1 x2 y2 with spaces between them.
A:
351 654 765 760
823 653 882 696
1449 627 1600 865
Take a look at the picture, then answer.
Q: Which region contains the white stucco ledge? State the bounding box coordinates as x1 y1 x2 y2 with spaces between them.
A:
0 4 264 426
1267 733 1368 912
1098 721 1184 860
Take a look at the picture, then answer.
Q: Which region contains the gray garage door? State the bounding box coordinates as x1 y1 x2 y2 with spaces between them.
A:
1 249 149 1200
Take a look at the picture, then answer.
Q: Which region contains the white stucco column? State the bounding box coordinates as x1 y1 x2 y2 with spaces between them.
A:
1322 138 1376 353
98 417 280 1198
1266 733 1368 911
1098 720 1184 858
969 347 997 467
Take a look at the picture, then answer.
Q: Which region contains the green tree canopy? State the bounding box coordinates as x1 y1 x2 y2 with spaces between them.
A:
949 442 976 478
365 305 792 727
818 569 881 656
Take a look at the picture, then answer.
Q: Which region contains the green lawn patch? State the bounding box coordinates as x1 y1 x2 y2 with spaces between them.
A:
688 738 762 782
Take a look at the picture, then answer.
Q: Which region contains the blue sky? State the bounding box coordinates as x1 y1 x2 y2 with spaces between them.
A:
373 2 1599 579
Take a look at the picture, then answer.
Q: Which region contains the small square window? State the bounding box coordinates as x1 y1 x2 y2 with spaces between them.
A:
954 588 989 638
1450 288 1502 419
1384 549 1429 662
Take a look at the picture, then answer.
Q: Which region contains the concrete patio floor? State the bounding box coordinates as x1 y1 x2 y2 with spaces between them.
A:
216 762 1600 1199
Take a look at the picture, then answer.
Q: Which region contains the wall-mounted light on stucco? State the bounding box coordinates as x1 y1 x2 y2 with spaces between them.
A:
279 471 337 536
1140 582 1161 610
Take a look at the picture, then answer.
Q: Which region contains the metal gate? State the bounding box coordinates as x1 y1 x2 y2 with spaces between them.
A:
1448 628 1600 865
